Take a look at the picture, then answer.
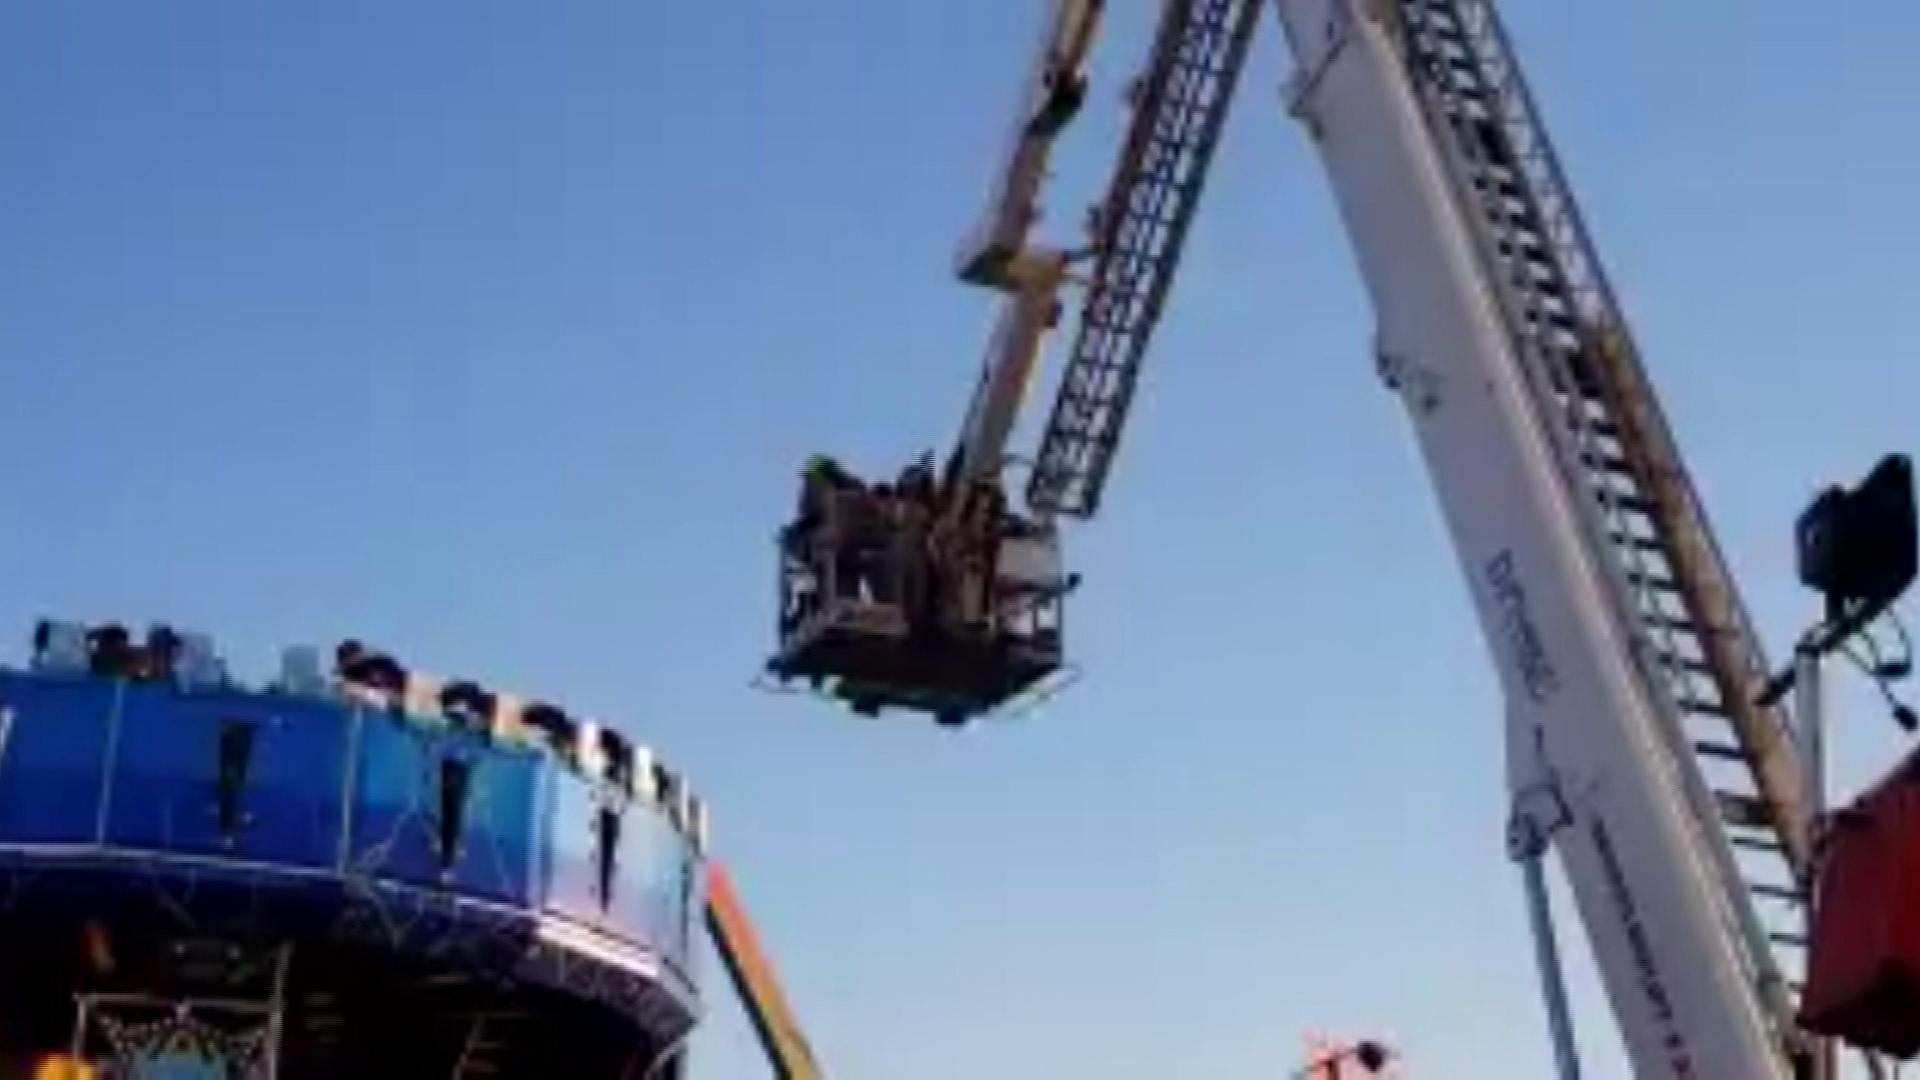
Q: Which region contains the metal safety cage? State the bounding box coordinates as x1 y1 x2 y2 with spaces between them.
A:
767 523 1070 725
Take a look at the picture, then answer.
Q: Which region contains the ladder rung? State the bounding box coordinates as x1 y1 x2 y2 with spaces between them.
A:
1715 791 1771 828
1643 612 1699 635
1497 239 1547 264
1606 491 1658 515
1623 570 1680 593
1503 201 1542 227
1693 740 1747 763
1470 174 1523 202
1730 834 1785 855
1522 281 1574 312
1514 261 1564 291
1748 881 1806 904
1657 652 1715 679
1676 694 1728 717
1607 530 1664 555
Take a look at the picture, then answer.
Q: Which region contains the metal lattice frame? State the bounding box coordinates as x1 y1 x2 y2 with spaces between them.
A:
73 959 286 1080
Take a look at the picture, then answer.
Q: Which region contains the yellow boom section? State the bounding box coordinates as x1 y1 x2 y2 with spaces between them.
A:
705 862 822 1080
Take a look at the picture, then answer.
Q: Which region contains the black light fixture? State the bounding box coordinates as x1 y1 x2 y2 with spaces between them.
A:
1797 453 1916 631
1770 453 1920 734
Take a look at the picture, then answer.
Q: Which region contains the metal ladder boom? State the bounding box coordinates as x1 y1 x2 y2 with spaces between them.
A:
1026 0 1264 519
1390 0 1817 1060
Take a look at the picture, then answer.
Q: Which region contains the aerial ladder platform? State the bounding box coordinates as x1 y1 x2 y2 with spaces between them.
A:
765 0 1264 724
771 1 1916 1074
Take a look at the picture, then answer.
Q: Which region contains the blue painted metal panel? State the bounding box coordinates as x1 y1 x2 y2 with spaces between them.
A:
0 670 702 996
541 766 608 927
539 765 700 971
345 711 449 884
615 807 701 971
446 742 539 903
0 678 115 842
345 714 541 902
257 698 355 867
104 686 348 866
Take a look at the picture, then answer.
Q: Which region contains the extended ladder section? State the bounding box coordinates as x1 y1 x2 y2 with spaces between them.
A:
1026 0 1263 519
1392 0 1818 1052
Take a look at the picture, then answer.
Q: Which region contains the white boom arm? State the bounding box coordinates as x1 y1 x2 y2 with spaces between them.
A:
1274 0 1811 1075
946 0 1101 496
951 260 1066 497
956 0 1102 290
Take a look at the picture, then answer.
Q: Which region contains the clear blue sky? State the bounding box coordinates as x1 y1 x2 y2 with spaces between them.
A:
3 2 1917 1076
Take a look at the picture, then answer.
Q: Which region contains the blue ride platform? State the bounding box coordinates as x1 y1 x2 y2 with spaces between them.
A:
0 644 706 1078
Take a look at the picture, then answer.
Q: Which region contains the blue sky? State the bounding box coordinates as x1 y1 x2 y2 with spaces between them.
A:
3 2 1918 1077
